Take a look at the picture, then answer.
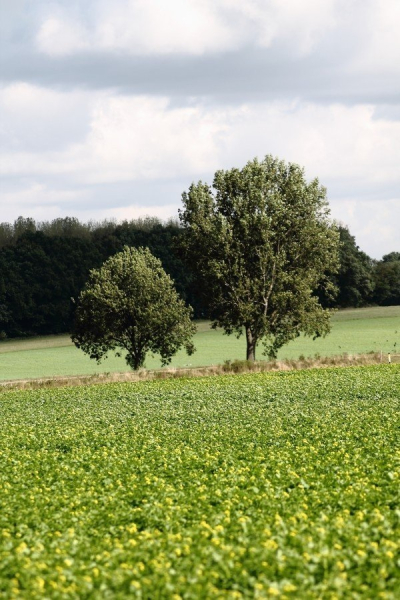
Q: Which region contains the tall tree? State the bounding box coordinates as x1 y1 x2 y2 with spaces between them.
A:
178 156 340 360
373 252 400 306
335 226 375 308
72 247 196 370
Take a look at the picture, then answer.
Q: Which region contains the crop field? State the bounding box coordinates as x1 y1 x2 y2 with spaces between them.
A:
0 364 399 598
0 306 399 381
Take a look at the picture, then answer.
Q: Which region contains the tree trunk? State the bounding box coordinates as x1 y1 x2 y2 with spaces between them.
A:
246 327 256 361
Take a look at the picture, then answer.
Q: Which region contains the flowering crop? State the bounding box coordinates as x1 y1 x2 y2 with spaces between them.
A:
0 365 399 598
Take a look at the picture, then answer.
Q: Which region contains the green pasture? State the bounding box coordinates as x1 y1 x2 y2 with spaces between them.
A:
0 365 399 598
0 305 399 381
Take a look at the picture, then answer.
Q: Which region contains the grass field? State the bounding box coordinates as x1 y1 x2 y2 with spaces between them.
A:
0 306 399 381
0 365 399 598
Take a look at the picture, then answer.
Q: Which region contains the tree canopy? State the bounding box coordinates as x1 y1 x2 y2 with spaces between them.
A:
333 226 375 308
0 214 397 340
72 246 196 370
178 155 340 360
373 252 400 306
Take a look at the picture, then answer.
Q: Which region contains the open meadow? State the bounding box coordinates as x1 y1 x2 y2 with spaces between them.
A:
0 364 399 598
0 306 399 382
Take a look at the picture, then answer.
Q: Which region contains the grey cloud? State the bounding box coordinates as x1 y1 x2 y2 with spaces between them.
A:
0 0 39 46
1 0 399 107
2 47 399 108
372 105 400 121
1 167 396 214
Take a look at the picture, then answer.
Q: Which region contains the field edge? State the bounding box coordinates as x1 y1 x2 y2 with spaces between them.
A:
1 351 397 392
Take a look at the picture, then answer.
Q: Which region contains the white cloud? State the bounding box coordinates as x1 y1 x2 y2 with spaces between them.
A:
2 84 399 191
34 0 340 57
0 182 91 225
36 16 90 56
35 0 236 57
75 94 228 182
0 83 93 151
0 181 179 226
216 102 400 193
0 86 229 182
219 0 337 55
95 0 237 55
77 202 180 224
1 81 399 256
349 0 400 73
1 182 85 207
331 197 400 259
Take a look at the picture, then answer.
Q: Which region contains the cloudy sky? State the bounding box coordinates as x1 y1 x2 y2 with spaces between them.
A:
1 0 399 258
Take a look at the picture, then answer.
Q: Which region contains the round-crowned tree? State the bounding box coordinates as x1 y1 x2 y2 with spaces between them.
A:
71 246 196 370
178 155 340 361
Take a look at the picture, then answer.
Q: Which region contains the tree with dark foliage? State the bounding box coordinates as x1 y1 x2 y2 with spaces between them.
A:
178 156 340 360
373 252 400 306
335 226 375 308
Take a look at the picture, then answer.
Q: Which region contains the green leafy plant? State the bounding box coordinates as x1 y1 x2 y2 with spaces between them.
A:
0 365 398 598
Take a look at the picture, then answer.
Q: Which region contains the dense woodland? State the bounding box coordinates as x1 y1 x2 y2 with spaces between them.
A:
0 216 398 338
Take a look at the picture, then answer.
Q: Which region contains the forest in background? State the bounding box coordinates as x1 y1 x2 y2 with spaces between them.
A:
0 216 399 338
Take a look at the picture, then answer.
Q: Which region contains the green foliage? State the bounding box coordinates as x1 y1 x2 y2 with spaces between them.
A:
0 232 103 336
72 246 196 370
179 155 340 360
334 226 375 308
0 217 198 337
0 213 396 340
373 252 400 306
0 365 399 598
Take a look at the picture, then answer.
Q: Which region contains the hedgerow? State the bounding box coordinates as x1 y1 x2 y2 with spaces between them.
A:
0 365 399 598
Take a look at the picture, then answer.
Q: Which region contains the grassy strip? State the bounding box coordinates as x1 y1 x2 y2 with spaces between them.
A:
1 306 399 381
1 351 396 392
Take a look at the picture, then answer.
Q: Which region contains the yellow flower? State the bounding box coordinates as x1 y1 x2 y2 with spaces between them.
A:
35 577 45 591
130 581 141 590
334 543 342 550
268 586 280 596
263 539 278 550
283 583 297 592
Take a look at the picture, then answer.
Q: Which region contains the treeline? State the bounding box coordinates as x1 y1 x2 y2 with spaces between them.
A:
318 227 400 309
0 216 398 338
0 216 198 337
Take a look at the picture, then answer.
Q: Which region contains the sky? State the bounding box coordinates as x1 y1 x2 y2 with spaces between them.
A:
0 0 399 259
